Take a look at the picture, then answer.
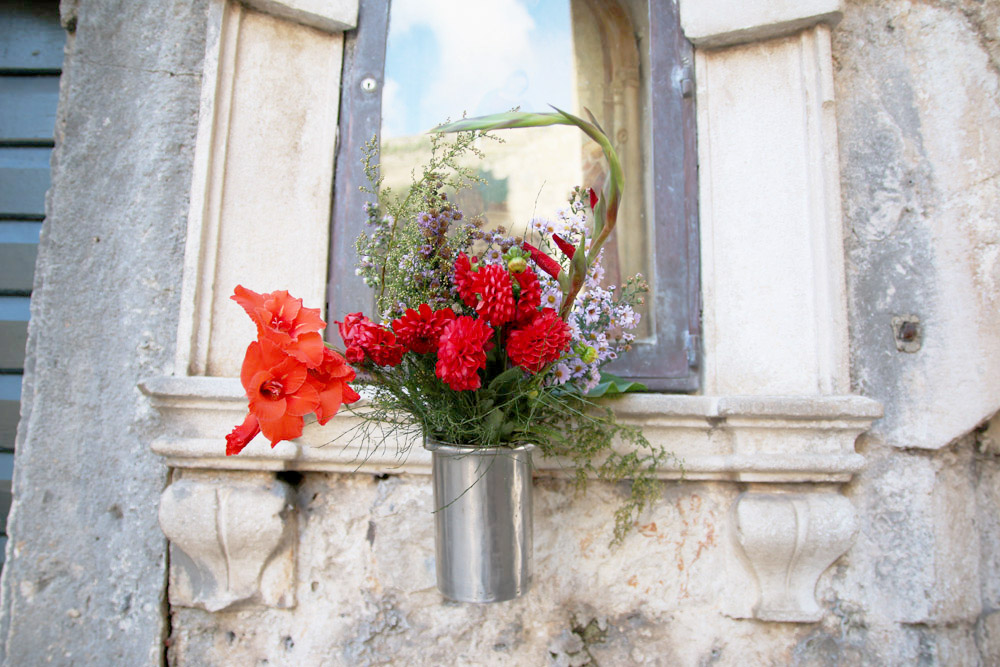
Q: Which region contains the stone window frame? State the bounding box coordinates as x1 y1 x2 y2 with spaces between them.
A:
327 0 702 391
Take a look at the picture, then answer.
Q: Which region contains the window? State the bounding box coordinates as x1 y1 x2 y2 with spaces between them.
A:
328 0 699 391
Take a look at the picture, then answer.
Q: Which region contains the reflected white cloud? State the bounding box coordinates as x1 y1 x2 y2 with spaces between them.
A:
381 0 573 137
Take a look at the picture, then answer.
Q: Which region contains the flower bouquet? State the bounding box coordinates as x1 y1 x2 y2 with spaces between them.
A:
226 108 670 602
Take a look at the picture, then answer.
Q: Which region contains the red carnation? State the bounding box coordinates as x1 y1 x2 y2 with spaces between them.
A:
506 308 571 373
337 312 405 366
514 267 541 324
353 320 406 366
232 285 326 366
392 303 456 354
305 347 361 424
522 241 563 280
472 264 516 326
454 252 479 308
435 316 494 391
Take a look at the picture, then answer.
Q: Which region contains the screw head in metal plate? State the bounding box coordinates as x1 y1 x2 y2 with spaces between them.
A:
361 76 378 92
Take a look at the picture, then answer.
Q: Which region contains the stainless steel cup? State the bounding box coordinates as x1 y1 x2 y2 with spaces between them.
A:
426 440 535 603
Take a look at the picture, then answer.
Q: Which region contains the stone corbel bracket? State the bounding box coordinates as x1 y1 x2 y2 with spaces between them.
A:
159 469 297 611
142 376 880 620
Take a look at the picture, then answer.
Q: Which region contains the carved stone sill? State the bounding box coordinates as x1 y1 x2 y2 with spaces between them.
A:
140 375 880 483
142 374 881 621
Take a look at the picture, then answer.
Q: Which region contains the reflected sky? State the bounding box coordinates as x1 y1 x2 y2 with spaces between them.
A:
381 0 574 138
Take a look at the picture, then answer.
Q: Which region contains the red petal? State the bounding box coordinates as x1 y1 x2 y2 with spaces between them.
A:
284 382 320 416
258 413 304 446
225 413 260 456
284 331 325 367
589 187 598 210
522 242 562 280
552 234 576 259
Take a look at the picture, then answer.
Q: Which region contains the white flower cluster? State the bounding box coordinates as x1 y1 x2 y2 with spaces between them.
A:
527 208 644 393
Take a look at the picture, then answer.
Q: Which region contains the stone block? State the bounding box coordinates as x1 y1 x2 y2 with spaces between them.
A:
159 471 296 611
680 0 842 48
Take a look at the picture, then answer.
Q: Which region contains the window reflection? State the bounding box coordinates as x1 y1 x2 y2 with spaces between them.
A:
381 0 650 338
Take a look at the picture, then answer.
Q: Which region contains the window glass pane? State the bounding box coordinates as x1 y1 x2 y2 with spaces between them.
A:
381 0 651 339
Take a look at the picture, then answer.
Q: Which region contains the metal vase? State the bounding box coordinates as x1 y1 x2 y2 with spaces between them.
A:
425 439 535 603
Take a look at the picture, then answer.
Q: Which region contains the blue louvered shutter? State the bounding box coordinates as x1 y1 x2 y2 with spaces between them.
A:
0 0 65 564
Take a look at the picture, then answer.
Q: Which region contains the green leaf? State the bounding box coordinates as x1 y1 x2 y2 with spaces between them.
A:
585 373 648 398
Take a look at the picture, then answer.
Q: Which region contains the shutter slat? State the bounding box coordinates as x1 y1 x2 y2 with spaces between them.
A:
0 322 27 369
0 147 50 217
0 77 59 142
0 3 64 71
0 244 37 294
0 398 18 449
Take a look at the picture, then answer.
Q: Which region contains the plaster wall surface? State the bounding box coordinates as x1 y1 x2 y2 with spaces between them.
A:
0 0 208 663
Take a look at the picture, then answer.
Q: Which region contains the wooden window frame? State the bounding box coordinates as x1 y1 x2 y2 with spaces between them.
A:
327 0 700 391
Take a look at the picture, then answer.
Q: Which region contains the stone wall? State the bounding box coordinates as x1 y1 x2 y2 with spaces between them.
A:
0 0 207 663
2 0 999 665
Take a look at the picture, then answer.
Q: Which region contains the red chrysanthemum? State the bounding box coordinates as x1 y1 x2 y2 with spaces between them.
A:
514 266 541 324
232 285 326 366
453 252 479 308
337 312 406 366
305 347 361 425
472 264 516 326
506 308 572 373
522 241 563 280
435 316 494 391
238 337 320 447
392 303 456 354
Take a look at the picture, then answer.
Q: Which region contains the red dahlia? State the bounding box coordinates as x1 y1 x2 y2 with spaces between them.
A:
472 264 516 326
392 303 456 354
435 316 494 391
506 308 571 373
514 266 541 324
453 252 479 308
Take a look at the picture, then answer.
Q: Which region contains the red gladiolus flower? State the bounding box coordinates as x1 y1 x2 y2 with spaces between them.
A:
392 303 456 354
225 413 261 456
239 338 321 446
514 267 541 324
232 285 326 366
506 308 572 373
589 187 599 210
454 252 479 308
435 316 494 391
472 264 516 327
522 242 563 280
552 233 576 259
306 348 361 424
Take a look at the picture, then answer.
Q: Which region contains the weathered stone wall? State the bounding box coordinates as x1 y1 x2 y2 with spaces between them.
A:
3 0 1000 665
162 2 1000 664
0 0 207 663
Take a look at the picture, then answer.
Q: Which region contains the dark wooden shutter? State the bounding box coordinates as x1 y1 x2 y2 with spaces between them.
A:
0 0 65 563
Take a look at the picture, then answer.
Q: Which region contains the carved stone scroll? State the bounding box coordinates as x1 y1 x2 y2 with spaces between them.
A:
158 471 297 611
